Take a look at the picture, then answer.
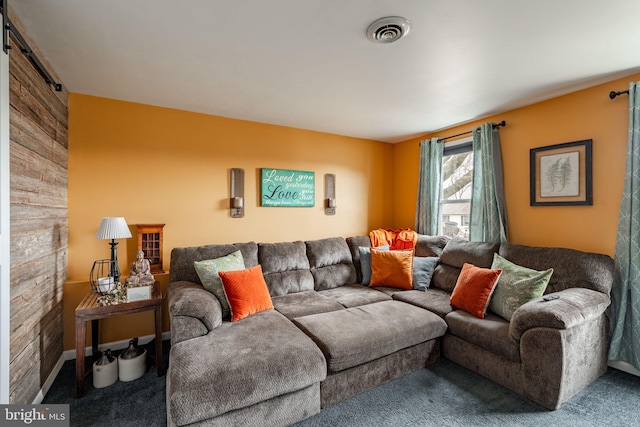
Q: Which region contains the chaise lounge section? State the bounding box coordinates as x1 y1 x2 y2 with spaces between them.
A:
166 234 614 426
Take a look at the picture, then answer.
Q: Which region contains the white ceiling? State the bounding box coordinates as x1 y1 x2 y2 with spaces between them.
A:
10 0 640 143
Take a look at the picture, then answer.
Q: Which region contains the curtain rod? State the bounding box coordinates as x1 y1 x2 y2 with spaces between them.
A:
436 120 506 143
609 90 629 100
1 2 62 91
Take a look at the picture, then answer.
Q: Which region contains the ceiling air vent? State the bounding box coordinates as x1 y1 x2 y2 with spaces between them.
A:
366 16 411 44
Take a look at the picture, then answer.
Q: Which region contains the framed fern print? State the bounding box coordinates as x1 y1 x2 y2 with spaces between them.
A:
530 139 592 206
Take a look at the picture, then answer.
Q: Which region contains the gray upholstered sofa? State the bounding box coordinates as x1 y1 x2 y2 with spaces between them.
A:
165 235 614 426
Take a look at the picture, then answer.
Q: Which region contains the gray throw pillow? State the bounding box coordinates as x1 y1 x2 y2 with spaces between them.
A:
412 256 440 291
358 245 390 285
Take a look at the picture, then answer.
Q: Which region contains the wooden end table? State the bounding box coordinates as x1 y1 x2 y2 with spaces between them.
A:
75 283 164 397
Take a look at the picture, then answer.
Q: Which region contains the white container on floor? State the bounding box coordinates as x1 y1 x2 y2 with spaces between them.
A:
118 349 147 381
93 354 118 388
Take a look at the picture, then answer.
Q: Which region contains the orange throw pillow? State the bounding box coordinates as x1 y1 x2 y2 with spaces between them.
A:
450 263 502 319
218 265 274 322
369 248 414 290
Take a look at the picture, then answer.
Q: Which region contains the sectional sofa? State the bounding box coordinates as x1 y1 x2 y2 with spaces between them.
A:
165 235 614 426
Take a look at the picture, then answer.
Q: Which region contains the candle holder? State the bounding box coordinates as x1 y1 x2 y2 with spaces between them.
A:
90 259 117 295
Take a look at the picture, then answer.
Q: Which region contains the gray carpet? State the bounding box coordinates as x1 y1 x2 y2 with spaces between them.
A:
44 340 640 426
43 339 169 427
295 361 640 427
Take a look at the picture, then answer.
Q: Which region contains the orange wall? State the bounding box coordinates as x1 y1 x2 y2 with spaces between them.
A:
66 72 639 351
65 94 394 350
393 73 640 256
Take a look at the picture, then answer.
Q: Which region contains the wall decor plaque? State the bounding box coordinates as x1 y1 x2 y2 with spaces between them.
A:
261 168 315 207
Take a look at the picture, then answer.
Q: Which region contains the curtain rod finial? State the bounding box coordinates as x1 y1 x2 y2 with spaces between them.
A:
609 89 629 99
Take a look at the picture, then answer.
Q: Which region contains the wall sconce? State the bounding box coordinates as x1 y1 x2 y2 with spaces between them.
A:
230 168 245 218
325 173 336 215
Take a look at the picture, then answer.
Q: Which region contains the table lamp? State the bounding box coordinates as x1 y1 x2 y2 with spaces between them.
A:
96 217 132 284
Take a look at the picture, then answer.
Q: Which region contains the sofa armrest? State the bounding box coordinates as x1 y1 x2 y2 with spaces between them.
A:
167 281 223 344
509 288 610 343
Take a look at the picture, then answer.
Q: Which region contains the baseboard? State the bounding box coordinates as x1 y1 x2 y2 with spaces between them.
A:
608 360 640 377
32 331 171 404
32 354 65 404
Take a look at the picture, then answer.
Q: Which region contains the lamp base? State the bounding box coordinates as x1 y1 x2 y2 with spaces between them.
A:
108 239 121 283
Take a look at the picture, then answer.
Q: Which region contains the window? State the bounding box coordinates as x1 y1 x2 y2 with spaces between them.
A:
440 138 473 240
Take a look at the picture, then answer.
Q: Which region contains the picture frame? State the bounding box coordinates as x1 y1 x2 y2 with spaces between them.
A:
530 139 592 206
260 168 315 207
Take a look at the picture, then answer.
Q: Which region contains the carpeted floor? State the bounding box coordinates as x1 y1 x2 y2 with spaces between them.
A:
44 339 640 426
295 361 640 427
43 339 170 427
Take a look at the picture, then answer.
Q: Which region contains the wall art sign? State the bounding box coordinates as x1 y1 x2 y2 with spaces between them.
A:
261 168 315 207
530 139 592 206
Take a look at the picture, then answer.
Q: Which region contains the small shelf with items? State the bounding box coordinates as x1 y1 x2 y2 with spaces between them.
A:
135 224 165 274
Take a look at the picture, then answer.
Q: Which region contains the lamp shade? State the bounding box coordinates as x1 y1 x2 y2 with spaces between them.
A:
96 217 132 240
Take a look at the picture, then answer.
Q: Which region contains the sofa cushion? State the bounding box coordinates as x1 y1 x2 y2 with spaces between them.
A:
450 263 502 319
259 241 314 296
272 290 344 319
306 237 358 290
488 253 553 321
432 239 500 292
193 250 245 319
498 243 614 296
219 265 274 322
445 310 520 362
370 286 404 296
293 300 447 373
167 310 326 426
413 256 440 291
392 288 454 318
358 245 389 285
170 241 259 284
369 249 414 289
414 234 449 258
440 239 500 268
318 284 391 308
345 235 372 284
